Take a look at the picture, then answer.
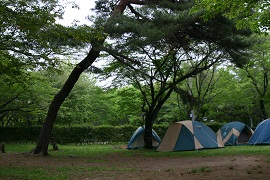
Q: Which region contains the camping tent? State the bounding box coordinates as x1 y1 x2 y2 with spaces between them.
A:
127 126 161 149
216 121 253 146
248 119 270 145
157 120 224 152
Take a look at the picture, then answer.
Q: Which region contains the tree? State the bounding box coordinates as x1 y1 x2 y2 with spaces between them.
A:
203 67 255 125
0 58 115 127
32 0 254 154
179 66 220 121
109 86 142 126
193 0 270 32
33 0 182 155
0 0 94 67
32 0 131 155
241 36 270 120
44 66 109 126
0 68 57 127
154 91 186 124
99 1 253 148
0 0 102 155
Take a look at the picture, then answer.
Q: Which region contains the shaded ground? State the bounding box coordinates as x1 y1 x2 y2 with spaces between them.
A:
1 152 270 179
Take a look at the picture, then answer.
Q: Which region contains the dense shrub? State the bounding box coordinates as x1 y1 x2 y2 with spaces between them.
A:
0 125 142 144
205 122 225 132
0 126 41 143
153 123 169 139
0 122 222 144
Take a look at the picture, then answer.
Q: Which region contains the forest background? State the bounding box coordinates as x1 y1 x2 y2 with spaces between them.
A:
1 0 270 147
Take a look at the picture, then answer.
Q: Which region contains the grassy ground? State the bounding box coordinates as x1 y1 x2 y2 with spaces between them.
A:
4 143 270 157
1 143 270 179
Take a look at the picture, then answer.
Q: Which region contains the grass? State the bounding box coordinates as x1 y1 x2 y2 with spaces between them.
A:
0 143 138 179
3 143 270 157
3 143 270 158
126 145 270 158
4 143 127 157
1 143 270 179
0 165 137 180
0 167 68 180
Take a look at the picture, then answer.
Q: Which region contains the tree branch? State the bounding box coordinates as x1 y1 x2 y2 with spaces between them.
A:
128 4 146 20
129 0 159 5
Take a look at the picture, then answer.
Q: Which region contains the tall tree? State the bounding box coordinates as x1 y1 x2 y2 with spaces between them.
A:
242 36 270 120
0 0 100 155
44 66 110 126
99 1 253 148
0 70 57 127
157 91 187 124
33 0 187 155
203 66 255 125
32 0 131 155
32 0 253 154
110 86 142 125
0 0 93 67
193 0 270 32
180 66 220 121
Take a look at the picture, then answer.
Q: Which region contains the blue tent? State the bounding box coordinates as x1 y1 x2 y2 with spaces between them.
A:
157 120 224 152
217 121 253 146
127 126 161 150
248 119 270 145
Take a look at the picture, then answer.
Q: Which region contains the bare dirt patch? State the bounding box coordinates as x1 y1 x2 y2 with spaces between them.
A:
1 152 270 179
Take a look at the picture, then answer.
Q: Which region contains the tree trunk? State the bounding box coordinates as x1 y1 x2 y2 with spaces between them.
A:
51 137 59 150
0 143 5 153
144 104 167 148
144 114 154 149
143 86 175 149
259 99 268 120
32 0 130 156
144 106 164 148
32 49 99 155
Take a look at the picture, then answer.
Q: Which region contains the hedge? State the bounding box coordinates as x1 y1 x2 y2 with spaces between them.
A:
0 122 224 144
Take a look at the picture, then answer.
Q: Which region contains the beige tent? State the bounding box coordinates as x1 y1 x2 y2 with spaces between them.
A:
157 120 224 152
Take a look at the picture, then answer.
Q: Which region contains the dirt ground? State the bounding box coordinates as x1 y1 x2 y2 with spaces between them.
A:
1 152 270 179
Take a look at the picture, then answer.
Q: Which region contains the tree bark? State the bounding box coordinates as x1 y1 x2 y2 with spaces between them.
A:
51 137 59 150
144 113 154 149
0 143 5 153
32 0 130 156
144 87 174 148
259 99 268 120
32 49 99 155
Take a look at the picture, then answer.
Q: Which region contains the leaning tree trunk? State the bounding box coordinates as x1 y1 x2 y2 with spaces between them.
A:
32 0 130 156
32 46 101 155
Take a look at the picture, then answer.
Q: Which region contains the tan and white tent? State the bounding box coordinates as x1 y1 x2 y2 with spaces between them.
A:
157 120 224 152
217 121 253 146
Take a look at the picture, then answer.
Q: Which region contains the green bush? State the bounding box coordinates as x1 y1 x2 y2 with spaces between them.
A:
153 123 169 139
0 126 41 143
0 123 222 144
205 122 225 133
0 125 144 144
